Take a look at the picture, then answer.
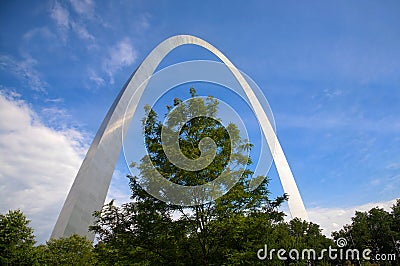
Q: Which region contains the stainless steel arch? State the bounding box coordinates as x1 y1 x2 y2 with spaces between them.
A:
51 35 308 241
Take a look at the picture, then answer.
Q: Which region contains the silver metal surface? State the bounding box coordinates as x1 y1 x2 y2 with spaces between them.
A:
51 35 308 241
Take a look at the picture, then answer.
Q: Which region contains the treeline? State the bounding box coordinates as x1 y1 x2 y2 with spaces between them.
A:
1 198 399 265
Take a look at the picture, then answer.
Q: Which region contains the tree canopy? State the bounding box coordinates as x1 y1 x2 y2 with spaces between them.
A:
332 199 400 265
90 88 332 265
0 209 36 265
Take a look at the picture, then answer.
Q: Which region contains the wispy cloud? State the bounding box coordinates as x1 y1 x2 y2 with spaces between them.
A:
88 69 105 87
45 1 148 86
49 0 95 44
386 162 400 170
136 12 151 32
0 90 89 243
44 98 64 103
0 55 47 92
70 21 95 42
103 38 137 84
50 1 70 43
22 27 56 41
51 1 70 28
323 88 344 99
69 0 94 17
39 106 76 131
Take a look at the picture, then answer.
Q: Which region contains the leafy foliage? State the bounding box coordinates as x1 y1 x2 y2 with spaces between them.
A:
0 209 97 265
37 234 96 265
90 88 332 265
332 199 400 265
0 209 36 265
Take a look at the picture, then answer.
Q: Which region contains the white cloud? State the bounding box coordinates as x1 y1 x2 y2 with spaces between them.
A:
23 27 56 41
50 0 70 43
137 13 151 32
0 91 88 243
103 38 137 84
308 198 398 237
39 106 74 130
44 98 64 103
88 69 105 87
69 0 94 17
0 55 47 92
50 1 70 29
70 21 95 42
386 162 400 170
323 88 344 98
49 0 95 43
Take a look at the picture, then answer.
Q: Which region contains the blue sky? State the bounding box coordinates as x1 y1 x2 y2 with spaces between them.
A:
0 0 399 243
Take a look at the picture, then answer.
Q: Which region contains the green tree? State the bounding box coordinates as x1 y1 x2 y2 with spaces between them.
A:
0 209 36 265
91 88 331 265
332 200 400 265
36 234 96 265
391 199 400 250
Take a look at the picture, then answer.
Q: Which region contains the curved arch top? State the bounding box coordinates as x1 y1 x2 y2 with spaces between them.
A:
51 35 308 241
